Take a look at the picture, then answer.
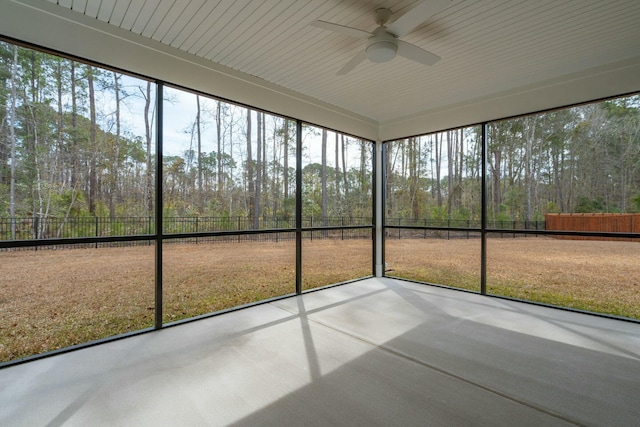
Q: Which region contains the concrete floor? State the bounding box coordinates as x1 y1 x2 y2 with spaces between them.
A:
1 278 639 426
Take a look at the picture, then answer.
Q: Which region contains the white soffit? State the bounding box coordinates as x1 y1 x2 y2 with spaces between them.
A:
6 0 640 139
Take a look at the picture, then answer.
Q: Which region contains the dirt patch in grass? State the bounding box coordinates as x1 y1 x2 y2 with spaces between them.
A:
1 237 638 363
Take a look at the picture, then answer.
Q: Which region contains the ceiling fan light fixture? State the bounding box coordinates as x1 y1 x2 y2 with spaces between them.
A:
311 1 447 74
366 41 397 63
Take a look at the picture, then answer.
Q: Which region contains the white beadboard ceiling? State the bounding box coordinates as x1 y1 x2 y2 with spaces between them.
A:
27 0 640 126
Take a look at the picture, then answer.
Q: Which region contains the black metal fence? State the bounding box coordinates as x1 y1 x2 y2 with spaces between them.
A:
0 216 154 240
166 228 373 245
384 218 546 241
385 218 546 230
0 216 373 241
0 215 545 251
165 216 372 234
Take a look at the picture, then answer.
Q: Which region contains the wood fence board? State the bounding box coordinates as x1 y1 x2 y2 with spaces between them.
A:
545 213 640 241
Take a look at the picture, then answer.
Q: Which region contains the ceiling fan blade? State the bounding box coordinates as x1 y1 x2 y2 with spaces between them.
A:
337 51 367 75
311 20 371 39
397 40 440 66
387 0 453 38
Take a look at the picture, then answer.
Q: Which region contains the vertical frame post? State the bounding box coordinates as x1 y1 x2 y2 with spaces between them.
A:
155 82 164 328
295 120 303 294
381 141 387 277
374 140 383 277
480 122 488 295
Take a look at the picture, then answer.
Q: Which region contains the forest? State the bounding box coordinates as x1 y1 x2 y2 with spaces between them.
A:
386 95 640 226
1 39 640 240
0 41 372 240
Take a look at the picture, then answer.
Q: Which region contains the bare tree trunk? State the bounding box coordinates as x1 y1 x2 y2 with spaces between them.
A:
70 61 79 190
143 82 153 214
9 45 18 239
56 59 64 185
435 133 442 207
254 112 262 228
409 138 419 219
492 150 502 215
216 101 222 200
458 128 464 191
109 72 121 219
359 141 366 196
552 148 563 211
229 117 234 216
334 133 340 208
524 117 536 221
321 129 327 223
272 119 279 215
283 121 289 199
0 65 7 187
87 66 97 215
401 139 406 181
247 110 255 227
385 143 393 218
24 101 45 238
25 51 45 237
55 60 78 237
447 131 454 216
262 114 266 211
196 95 203 212
341 135 348 201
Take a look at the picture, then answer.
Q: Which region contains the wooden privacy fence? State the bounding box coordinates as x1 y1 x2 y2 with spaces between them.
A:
545 213 640 241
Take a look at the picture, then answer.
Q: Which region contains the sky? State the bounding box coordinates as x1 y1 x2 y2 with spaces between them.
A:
114 76 370 169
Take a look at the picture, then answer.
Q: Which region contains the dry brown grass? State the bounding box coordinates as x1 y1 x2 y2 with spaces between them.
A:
386 237 640 318
0 246 156 362
1 237 638 363
0 240 372 362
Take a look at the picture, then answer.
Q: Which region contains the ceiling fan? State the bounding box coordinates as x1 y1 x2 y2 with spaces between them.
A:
311 0 452 75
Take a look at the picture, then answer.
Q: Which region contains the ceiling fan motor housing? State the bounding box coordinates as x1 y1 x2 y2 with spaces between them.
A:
366 27 398 63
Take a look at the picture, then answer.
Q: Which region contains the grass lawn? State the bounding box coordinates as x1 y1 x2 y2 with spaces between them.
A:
385 237 640 318
0 239 372 362
1 236 638 363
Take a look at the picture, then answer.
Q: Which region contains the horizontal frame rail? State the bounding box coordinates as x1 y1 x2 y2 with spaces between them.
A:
384 225 640 240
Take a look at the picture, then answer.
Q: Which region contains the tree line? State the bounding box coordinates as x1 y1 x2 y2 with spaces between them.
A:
0 41 372 240
386 95 640 224
3 40 638 240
